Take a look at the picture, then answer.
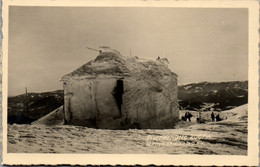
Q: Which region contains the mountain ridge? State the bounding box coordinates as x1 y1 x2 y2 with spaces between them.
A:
178 80 248 111
8 80 248 124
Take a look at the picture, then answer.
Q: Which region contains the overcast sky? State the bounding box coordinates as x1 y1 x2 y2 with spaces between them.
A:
8 7 248 96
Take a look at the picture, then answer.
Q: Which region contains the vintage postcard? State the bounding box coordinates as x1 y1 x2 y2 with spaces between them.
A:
1 0 259 166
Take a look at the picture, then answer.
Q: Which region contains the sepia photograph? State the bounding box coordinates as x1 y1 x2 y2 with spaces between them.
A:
2 0 259 166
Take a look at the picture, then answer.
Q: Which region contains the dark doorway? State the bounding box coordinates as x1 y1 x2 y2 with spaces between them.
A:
111 79 124 116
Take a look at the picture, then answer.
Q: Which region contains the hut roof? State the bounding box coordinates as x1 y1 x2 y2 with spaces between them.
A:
61 51 177 81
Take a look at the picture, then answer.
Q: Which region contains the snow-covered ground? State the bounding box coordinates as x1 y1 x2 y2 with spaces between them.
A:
7 104 247 155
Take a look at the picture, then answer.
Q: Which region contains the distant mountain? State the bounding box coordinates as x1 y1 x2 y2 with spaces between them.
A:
178 81 248 111
8 90 64 124
8 81 248 124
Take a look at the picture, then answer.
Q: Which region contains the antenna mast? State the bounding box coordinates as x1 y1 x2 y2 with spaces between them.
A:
86 46 100 52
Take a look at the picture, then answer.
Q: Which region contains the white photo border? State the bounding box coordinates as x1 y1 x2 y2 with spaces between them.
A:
1 0 259 166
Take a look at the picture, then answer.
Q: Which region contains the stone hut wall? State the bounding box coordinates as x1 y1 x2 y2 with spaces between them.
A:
63 77 122 128
122 76 178 129
63 74 178 129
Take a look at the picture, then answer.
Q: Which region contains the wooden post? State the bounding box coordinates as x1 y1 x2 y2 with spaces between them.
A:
25 87 30 123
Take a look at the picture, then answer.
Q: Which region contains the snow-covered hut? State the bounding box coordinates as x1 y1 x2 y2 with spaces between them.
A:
61 49 179 129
